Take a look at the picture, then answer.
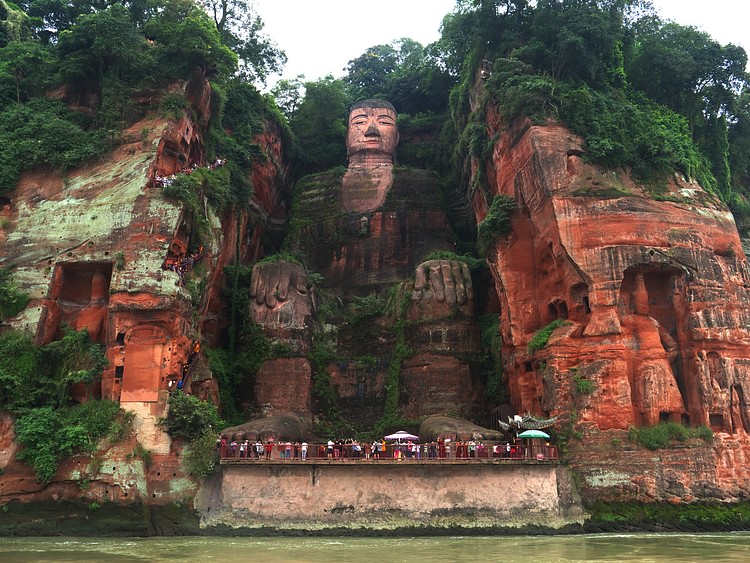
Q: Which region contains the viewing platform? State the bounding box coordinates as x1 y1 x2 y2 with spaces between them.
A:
218 443 559 465
204 447 573 532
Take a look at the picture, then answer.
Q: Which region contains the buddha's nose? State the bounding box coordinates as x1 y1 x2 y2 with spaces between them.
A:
364 123 381 137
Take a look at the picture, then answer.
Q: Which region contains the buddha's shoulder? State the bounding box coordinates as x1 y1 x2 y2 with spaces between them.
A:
297 167 347 186
298 166 440 184
391 166 443 188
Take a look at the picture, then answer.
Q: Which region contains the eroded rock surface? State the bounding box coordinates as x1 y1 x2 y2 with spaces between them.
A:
0 74 289 508
474 103 750 500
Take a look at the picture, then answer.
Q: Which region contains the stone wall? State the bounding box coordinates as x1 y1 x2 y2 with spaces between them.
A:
196 463 583 532
566 427 750 503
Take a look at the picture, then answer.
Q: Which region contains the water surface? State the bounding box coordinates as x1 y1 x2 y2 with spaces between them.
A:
1 533 749 562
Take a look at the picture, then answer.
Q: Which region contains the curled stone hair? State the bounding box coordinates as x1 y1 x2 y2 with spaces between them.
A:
349 99 396 112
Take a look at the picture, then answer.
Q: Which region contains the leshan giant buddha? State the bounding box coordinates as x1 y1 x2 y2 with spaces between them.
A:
249 99 487 429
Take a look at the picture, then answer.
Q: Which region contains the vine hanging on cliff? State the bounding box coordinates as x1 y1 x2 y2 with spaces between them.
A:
477 194 516 256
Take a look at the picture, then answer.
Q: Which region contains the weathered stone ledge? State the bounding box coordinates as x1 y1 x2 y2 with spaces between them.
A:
4 497 750 536
0 500 200 537
195 463 584 534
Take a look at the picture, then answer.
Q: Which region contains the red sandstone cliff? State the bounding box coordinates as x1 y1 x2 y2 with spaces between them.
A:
473 94 750 501
0 74 289 508
4 66 750 514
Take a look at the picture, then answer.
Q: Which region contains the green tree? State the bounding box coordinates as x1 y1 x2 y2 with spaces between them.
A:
729 91 750 194
388 37 453 114
628 22 748 130
289 75 350 177
0 330 40 412
55 3 147 122
15 400 121 483
0 327 108 413
0 97 106 195
434 0 530 78
1 0 34 46
198 0 285 83
344 43 399 101
184 428 220 478
343 38 453 115
161 390 222 440
16 0 110 44
42 327 108 405
627 20 748 196
477 194 516 255
144 4 237 79
0 40 52 107
516 0 628 87
270 74 304 119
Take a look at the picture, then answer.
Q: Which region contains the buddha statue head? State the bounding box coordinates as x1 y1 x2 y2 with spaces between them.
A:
346 99 399 166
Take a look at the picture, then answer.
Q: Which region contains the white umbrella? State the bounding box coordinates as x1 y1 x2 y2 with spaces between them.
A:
384 430 419 441
517 429 550 439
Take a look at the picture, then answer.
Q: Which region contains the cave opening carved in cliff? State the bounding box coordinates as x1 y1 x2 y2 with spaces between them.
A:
43 262 113 346
618 265 689 426
706 352 750 433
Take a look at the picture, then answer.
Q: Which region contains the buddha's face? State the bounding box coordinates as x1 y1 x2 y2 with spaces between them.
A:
346 106 399 164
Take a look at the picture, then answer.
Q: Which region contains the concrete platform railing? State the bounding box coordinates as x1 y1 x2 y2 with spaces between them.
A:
218 442 559 463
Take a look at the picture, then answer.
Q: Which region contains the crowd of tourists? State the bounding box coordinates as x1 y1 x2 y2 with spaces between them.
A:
167 340 202 392
162 245 205 286
151 158 226 189
216 437 553 461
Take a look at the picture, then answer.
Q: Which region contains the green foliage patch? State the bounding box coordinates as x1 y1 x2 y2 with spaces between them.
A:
309 337 356 439
528 319 571 354
420 250 485 272
370 283 413 436
128 442 153 469
561 87 715 189
0 323 126 484
586 500 750 530
477 195 517 256
0 98 106 196
14 400 123 484
573 372 595 395
627 422 713 450
0 327 107 413
158 93 189 121
445 1 749 204
479 313 504 404
184 428 220 479
160 391 222 442
0 267 28 321
347 294 387 326
158 391 223 479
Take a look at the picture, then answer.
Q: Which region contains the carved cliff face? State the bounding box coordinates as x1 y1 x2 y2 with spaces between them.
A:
1 75 225 427
342 102 400 213
250 262 313 326
252 98 485 426
346 104 399 166
477 111 750 437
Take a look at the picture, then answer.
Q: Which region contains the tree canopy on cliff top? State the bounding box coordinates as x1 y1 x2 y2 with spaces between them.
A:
436 0 750 203
0 0 284 196
282 0 749 207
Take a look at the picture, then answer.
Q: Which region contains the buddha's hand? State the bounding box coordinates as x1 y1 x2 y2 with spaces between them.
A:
413 259 474 305
249 261 313 326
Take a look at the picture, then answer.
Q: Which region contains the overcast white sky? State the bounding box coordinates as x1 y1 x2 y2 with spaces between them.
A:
252 0 749 87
